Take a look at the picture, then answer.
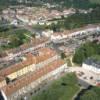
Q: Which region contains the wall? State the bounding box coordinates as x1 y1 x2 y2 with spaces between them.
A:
82 63 100 74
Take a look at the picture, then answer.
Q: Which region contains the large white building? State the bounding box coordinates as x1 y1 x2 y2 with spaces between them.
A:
82 58 100 74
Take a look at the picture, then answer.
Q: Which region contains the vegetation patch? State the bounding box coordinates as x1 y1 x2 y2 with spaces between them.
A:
0 26 31 51
79 86 100 100
73 42 100 65
32 73 80 100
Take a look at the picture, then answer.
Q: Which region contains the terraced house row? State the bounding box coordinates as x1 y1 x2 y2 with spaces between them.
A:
0 37 50 62
0 48 67 100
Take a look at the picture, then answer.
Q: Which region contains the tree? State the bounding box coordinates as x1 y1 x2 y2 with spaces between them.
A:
80 87 100 100
61 52 66 59
73 42 100 65
73 49 86 65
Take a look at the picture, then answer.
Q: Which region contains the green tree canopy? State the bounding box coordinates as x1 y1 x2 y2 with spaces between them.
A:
73 42 100 65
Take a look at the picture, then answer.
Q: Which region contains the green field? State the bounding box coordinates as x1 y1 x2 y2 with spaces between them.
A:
32 73 80 100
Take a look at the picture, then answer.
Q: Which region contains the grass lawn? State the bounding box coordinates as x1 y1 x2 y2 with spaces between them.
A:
32 73 80 100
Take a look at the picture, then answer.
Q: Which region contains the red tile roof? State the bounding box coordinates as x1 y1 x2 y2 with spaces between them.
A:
2 59 65 96
0 48 56 77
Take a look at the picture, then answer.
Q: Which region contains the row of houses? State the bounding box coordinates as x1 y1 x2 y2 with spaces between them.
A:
0 37 50 62
0 47 67 100
2 7 75 26
51 24 100 43
0 47 57 88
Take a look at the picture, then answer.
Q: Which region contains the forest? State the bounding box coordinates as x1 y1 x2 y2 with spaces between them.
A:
0 0 100 10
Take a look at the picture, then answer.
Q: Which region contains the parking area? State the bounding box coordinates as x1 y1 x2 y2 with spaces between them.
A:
70 67 100 86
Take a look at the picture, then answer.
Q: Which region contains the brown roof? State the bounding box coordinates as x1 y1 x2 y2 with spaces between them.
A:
0 48 56 77
2 59 65 96
34 48 57 64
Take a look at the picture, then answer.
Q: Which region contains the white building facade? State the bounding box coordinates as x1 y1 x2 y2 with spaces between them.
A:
82 58 100 74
